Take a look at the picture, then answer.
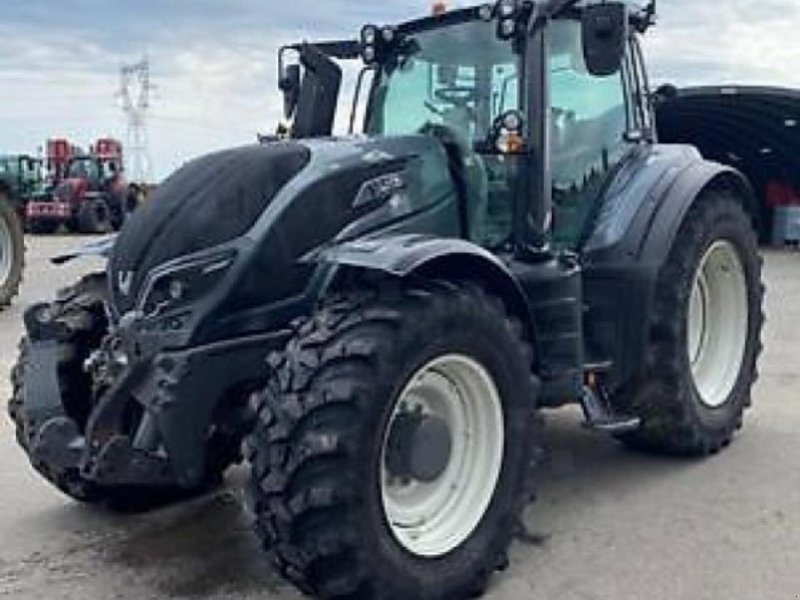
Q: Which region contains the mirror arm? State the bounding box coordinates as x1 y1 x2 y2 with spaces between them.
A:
349 66 376 135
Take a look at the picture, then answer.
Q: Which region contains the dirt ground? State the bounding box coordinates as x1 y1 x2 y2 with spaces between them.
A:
0 235 798 600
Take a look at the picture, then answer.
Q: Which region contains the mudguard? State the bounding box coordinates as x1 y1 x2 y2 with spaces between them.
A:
313 233 536 339
582 143 757 392
585 144 756 267
638 160 756 264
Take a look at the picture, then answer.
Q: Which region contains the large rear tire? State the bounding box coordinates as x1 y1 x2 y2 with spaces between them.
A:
8 275 240 509
246 281 541 599
616 193 764 455
0 193 24 310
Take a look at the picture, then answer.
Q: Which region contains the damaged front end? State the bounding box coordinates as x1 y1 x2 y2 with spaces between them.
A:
12 274 288 494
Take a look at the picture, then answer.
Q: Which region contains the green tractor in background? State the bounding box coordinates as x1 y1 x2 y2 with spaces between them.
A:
0 155 35 308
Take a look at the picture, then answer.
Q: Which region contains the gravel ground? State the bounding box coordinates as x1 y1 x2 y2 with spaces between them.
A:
0 235 798 600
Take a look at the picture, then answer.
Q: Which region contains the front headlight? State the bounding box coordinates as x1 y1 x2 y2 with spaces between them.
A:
138 250 236 317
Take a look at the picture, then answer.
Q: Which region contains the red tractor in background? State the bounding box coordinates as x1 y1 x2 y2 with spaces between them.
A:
44 138 81 187
27 138 136 234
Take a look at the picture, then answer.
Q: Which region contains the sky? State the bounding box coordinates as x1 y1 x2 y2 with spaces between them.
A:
1 0 798 181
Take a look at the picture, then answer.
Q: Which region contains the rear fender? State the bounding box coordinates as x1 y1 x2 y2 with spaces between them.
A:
582 148 757 391
639 161 757 264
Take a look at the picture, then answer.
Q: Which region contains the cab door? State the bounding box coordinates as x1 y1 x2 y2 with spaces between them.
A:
548 18 632 249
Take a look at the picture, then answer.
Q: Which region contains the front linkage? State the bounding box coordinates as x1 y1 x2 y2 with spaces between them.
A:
9 274 271 505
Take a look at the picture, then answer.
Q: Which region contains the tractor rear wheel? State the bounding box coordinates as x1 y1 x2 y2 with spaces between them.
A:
617 193 764 455
0 193 24 310
246 280 541 599
77 198 112 234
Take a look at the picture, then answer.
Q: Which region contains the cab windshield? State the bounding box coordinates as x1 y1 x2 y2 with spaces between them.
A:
365 18 523 249
67 158 101 181
0 158 18 176
366 19 520 147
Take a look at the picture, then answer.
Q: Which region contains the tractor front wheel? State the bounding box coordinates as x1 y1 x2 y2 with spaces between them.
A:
246 281 541 599
0 193 24 309
617 192 764 455
77 198 112 234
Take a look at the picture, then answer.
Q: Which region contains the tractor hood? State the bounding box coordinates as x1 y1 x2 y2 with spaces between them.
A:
109 135 455 318
54 178 88 202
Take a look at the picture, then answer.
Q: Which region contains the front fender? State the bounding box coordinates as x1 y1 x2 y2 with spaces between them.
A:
310 233 537 352
313 233 505 277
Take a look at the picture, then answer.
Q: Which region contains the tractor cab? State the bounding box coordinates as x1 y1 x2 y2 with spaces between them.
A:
12 4 763 599
278 0 655 252
65 141 124 193
28 138 128 233
0 154 45 203
63 155 117 189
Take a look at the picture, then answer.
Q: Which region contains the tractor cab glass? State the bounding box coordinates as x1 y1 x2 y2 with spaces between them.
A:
366 20 519 144
365 17 523 248
549 18 628 247
102 160 120 180
67 158 101 181
0 158 14 176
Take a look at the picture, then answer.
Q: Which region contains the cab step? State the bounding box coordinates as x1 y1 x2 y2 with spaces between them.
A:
580 385 641 434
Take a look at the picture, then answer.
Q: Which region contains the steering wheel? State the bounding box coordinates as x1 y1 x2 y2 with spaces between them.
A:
435 86 476 107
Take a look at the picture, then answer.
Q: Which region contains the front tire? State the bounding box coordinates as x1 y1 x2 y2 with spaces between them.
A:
617 193 764 455
0 193 24 310
246 281 541 599
77 198 112 234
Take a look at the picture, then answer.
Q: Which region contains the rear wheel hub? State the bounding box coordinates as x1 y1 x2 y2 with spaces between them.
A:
687 240 748 408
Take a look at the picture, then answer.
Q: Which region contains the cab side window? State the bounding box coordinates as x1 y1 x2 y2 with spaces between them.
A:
549 19 628 247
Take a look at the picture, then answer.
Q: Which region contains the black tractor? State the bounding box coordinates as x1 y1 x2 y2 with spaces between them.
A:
10 1 764 598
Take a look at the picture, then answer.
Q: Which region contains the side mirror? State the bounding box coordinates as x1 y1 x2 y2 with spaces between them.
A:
279 64 302 119
582 2 628 77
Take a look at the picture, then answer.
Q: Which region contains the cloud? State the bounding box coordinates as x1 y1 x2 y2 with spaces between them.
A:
645 0 800 87
1 1 798 180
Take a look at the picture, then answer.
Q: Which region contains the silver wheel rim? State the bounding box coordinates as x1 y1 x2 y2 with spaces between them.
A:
380 354 505 558
687 240 748 408
0 212 12 289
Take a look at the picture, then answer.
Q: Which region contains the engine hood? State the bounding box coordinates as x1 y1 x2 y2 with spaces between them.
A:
55 178 87 201
109 135 455 317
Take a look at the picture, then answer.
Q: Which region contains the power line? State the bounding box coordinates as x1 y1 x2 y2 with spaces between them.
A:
118 57 154 183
